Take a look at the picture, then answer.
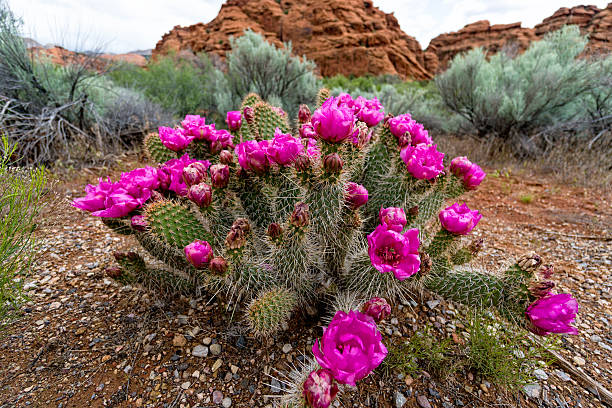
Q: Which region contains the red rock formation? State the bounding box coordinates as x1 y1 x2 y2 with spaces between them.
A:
535 3 612 54
153 0 432 80
425 21 536 73
30 46 147 70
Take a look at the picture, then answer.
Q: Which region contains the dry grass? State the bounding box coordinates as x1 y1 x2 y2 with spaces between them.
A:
436 132 612 190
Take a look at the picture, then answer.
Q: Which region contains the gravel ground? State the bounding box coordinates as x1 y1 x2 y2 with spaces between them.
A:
0 162 610 408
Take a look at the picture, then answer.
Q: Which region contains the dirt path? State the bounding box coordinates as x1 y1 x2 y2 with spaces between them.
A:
0 164 610 408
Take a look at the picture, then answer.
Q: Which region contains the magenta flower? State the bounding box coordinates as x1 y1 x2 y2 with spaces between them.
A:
400 144 444 180
439 203 482 235
356 98 384 127
266 128 304 166
450 156 486 190
209 164 230 188
367 225 420 280
271 106 286 116
345 182 368 209
226 111 242 131
181 114 205 133
379 207 407 232
235 140 270 173
119 166 160 195
311 97 355 143
302 369 339 408
299 123 317 139
312 310 387 386
526 294 578 336
158 126 192 151
187 183 213 208
184 240 213 269
387 114 412 138
362 297 392 323
73 177 116 213
210 129 234 153
406 121 432 146
130 215 148 231
305 138 320 157
158 154 203 196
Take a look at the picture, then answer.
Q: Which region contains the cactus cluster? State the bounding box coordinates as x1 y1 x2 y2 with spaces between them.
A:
74 90 578 346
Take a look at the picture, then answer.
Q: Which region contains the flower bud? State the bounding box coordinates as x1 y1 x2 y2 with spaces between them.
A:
530 280 555 299
345 182 368 209
419 252 432 275
294 154 312 172
302 369 338 408
243 106 255 124
226 110 242 131
232 218 251 234
130 215 148 232
291 202 309 228
540 264 554 279
298 104 311 124
182 161 208 187
105 266 123 279
323 153 343 174
299 123 317 139
468 238 484 256
150 190 164 202
267 222 283 240
398 132 412 148
184 240 213 269
113 251 126 262
225 227 247 250
219 150 235 165
517 252 542 273
361 297 391 323
209 164 230 188
188 183 213 208
209 256 229 275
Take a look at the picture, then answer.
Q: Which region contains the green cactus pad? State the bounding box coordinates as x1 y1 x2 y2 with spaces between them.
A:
144 132 176 164
253 101 290 139
246 287 296 337
241 92 262 110
316 88 331 108
102 217 133 235
144 200 212 249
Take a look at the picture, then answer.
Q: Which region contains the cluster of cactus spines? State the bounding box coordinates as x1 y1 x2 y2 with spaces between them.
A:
78 90 576 342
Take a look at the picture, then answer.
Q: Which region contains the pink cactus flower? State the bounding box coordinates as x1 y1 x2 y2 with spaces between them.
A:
362 297 392 323
356 99 384 127
187 183 213 208
226 111 242 131
235 140 270 173
345 182 368 209
450 156 486 190
209 164 230 188
311 97 355 143
119 166 160 195
379 207 407 232
158 126 192 151
387 114 413 138
526 293 578 336
158 154 204 196
367 225 420 280
305 137 320 157
439 203 482 235
312 310 387 386
302 369 339 408
184 240 213 269
73 177 117 213
266 128 304 166
406 121 432 146
181 114 205 132
400 144 444 180
299 123 317 139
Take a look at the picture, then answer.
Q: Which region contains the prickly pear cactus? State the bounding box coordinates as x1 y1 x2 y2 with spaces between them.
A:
74 91 577 344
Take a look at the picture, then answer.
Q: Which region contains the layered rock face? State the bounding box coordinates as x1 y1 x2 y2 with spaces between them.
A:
30 46 147 69
427 3 612 73
425 21 536 72
153 0 432 80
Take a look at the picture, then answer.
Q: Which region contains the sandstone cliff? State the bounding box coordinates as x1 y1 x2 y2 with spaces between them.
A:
153 0 432 80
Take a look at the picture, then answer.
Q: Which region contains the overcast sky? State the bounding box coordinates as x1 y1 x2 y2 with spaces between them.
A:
7 0 609 53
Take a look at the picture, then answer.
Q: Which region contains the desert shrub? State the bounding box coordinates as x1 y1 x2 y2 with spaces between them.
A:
0 0 169 164
0 135 46 325
225 30 319 118
436 26 597 153
110 53 227 122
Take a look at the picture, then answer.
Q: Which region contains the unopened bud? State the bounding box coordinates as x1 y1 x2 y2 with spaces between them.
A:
529 280 555 298
323 153 343 174
294 154 311 172
219 150 234 165
361 297 391 323
105 266 122 279
540 264 554 279
398 132 411 148
419 252 432 275
517 252 542 272
243 106 255 124
209 164 230 188
267 222 283 240
232 218 251 234
290 202 309 228
209 256 229 275
383 113 394 126
298 104 311 124
225 227 247 250
188 183 213 208
182 161 208 187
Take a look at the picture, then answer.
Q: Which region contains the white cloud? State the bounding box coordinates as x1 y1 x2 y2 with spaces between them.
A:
7 0 611 53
